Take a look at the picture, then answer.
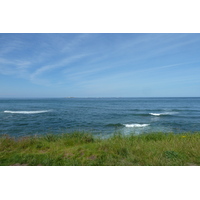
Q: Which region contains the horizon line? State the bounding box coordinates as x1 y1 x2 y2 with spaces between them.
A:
0 96 200 99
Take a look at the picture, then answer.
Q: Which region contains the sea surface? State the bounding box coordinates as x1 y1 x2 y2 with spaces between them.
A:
0 97 200 137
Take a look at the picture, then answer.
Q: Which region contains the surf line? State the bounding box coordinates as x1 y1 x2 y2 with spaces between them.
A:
4 110 50 114
124 124 150 128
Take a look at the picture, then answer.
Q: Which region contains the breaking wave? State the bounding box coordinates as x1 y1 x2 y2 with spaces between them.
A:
124 124 150 128
4 110 50 114
106 123 150 128
149 112 177 116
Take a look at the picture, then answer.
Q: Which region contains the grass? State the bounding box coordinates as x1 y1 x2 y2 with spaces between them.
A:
0 132 199 166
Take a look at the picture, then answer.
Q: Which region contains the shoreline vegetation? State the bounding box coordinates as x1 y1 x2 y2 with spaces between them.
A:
0 132 199 166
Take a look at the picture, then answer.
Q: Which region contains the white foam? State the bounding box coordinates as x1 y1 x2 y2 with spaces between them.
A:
150 113 162 116
150 112 177 116
4 110 50 114
124 124 150 128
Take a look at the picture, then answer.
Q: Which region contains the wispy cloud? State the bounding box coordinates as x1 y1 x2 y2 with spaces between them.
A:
67 61 194 92
0 36 24 55
1 33 200 97
61 34 91 53
30 53 91 85
0 34 93 86
0 56 32 77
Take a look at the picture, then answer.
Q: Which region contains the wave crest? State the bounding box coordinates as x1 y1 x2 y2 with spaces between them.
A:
124 124 150 128
4 110 50 114
149 112 177 116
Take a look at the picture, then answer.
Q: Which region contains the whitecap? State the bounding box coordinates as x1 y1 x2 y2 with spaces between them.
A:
124 124 150 128
150 113 162 116
149 112 177 116
4 110 50 114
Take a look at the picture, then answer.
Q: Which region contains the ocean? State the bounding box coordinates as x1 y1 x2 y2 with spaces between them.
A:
0 97 200 137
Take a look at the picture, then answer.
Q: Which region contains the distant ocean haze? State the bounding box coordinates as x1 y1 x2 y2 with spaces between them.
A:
0 97 200 137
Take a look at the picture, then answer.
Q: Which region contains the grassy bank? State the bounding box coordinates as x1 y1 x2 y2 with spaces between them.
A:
0 132 199 166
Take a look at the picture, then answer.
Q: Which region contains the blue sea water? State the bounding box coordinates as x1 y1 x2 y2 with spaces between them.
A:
0 97 200 137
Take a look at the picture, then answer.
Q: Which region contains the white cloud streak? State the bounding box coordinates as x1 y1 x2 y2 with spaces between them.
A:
30 53 91 85
1 33 200 96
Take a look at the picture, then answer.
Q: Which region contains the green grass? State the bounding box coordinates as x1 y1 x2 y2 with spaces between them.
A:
0 132 199 166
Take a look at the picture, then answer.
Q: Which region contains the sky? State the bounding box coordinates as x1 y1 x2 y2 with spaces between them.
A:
0 33 200 98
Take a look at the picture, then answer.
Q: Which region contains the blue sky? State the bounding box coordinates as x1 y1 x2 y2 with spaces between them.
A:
0 33 200 97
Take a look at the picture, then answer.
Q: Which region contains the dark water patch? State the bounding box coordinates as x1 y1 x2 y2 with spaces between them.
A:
106 123 124 127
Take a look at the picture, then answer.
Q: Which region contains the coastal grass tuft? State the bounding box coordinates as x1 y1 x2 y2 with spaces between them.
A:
0 132 199 166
